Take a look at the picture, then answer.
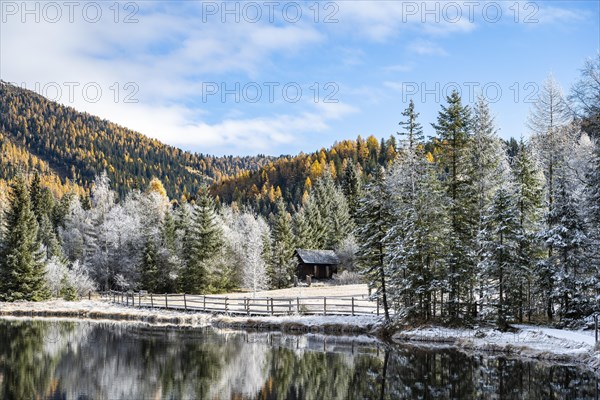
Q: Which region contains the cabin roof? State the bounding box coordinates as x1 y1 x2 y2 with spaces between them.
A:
295 249 340 265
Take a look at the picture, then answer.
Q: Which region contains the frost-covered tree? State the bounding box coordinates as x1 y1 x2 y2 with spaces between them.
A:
478 187 520 330
511 139 545 322
137 179 177 293
544 174 590 322
86 172 117 290
467 97 511 317
240 214 270 296
468 96 510 220
570 55 600 313
569 54 600 139
528 78 572 297
431 90 475 321
59 196 94 264
0 175 49 301
356 167 393 321
45 257 95 298
386 149 449 321
532 122 581 320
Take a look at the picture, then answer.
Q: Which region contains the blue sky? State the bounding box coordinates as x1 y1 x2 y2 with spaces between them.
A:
1 1 598 155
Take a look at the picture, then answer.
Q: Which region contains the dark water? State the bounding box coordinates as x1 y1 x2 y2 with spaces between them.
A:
0 318 597 400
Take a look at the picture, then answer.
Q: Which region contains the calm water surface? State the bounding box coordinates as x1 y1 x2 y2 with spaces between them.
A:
0 318 597 399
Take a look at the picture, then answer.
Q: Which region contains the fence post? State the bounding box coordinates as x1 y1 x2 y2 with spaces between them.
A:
165 293 168 309
203 296 206 312
595 314 598 344
352 297 355 316
288 299 292 314
270 298 274 316
377 298 380 316
150 293 154 308
225 297 229 313
126 293 129 306
183 293 187 311
297 297 300 315
245 298 249 315
138 292 141 307
324 297 327 316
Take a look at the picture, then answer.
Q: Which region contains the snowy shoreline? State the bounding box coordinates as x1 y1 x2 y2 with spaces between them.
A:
2 300 600 371
392 325 600 371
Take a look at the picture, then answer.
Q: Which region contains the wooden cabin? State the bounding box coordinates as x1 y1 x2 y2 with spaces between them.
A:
295 249 340 280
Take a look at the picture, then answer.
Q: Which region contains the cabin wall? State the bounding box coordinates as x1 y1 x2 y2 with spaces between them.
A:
297 264 338 280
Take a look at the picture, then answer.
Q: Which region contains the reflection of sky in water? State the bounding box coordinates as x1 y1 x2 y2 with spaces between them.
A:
0 318 596 400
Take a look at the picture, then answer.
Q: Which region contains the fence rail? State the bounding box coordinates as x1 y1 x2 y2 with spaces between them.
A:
101 290 386 317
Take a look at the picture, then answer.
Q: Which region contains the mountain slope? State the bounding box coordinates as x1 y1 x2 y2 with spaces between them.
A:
0 82 275 199
211 135 399 213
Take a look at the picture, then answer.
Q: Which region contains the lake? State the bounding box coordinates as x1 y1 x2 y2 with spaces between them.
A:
0 318 597 399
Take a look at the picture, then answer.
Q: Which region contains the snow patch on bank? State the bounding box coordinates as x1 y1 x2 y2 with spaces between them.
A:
0 300 212 327
393 324 600 368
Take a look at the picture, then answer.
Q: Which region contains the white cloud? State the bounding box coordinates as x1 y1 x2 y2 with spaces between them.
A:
0 2 330 155
408 40 448 56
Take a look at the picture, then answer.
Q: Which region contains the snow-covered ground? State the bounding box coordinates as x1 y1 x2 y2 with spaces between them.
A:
0 300 212 327
393 324 600 369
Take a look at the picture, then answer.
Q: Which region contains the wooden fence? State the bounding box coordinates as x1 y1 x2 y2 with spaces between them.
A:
102 291 386 317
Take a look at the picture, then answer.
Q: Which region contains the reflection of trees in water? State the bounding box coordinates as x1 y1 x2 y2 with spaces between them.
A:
381 347 598 399
0 319 598 399
0 320 59 400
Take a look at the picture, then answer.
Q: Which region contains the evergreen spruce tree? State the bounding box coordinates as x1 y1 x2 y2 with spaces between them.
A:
29 172 62 260
468 96 510 317
139 236 159 292
386 148 449 321
512 139 544 322
544 176 590 322
528 77 571 319
180 190 223 294
0 175 49 301
305 171 354 249
293 207 318 250
59 273 78 301
478 187 520 330
398 99 424 152
431 90 475 322
269 199 296 288
155 210 180 293
38 213 62 260
586 142 600 312
355 168 393 321
29 172 44 219
341 160 362 219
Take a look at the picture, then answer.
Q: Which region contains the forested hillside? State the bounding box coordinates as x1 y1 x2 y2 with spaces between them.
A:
0 81 401 211
212 135 400 213
0 81 275 199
